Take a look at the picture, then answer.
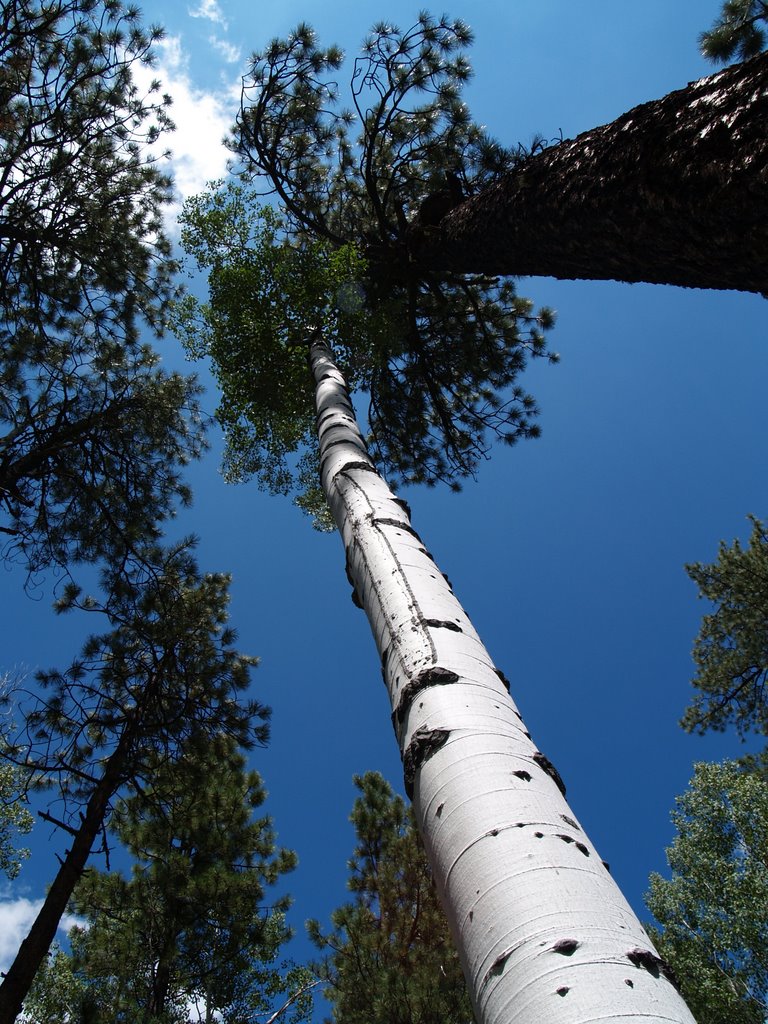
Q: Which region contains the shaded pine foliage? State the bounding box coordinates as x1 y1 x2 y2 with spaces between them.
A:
308 773 474 1024
681 516 768 740
53 740 303 1024
0 0 203 577
0 540 269 1023
177 14 555 502
646 762 768 1024
701 1 768 62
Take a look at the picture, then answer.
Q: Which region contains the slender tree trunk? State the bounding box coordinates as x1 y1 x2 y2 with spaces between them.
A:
417 51 768 293
0 732 132 1024
311 335 696 1024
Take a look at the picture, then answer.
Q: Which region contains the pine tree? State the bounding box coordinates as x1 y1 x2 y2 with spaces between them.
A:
0 540 269 1024
228 16 767 296
701 0 768 62
420 51 768 292
0 0 203 578
217 15 558 490
680 516 768 740
63 737 300 1024
646 761 768 1024
309 772 473 1024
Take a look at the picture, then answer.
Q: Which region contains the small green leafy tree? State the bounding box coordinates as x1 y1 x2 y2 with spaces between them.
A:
0 0 203 578
176 193 384 525
681 516 768 740
646 761 768 1024
19 944 90 1024
701 1 768 62
177 15 556 504
308 772 474 1024
0 750 32 880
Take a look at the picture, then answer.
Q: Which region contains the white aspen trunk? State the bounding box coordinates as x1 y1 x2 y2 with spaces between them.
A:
311 336 696 1024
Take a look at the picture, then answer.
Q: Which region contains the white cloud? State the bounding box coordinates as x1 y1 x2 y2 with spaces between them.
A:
210 35 241 64
188 0 228 28
0 897 81 972
133 35 240 225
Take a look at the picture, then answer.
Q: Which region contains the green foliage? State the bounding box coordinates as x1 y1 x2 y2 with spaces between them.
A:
177 15 556 513
0 749 32 880
0 0 176 340
681 516 768 739
0 0 202 577
646 761 768 1024
55 738 304 1024
21 943 91 1024
1 539 272 1019
308 772 474 1024
4 537 268 846
175 187 387 525
700 1 768 62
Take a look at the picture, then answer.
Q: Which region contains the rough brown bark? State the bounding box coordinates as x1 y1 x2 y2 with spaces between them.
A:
418 52 768 293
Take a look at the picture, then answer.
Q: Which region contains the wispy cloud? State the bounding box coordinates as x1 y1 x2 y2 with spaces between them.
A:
0 897 80 972
210 35 241 64
133 35 240 225
188 0 227 28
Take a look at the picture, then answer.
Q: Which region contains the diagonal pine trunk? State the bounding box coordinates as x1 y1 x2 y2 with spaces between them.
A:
311 335 696 1024
0 726 135 1024
417 51 768 294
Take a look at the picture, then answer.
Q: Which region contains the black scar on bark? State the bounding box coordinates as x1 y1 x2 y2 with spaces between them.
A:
485 947 513 980
403 727 451 799
393 666 460 725
334 460 378 475
513 769 532 782
322 436 367 454
534 751 566 797
551 939 580 955
373 517 422 541
561 814 580 830
345 553 363 609
494 668 511 692
556 987 569 997
423 618 462 632
391 495 412 520
626 949 680 990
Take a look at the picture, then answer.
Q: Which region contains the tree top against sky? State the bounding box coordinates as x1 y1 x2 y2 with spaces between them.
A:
176 14 558 518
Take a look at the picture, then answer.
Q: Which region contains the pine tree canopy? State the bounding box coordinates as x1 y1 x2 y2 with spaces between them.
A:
3 537 268 846
175 15 557 509
56 739 301 1024
681 516 768 741
701 0 768 62
646 761 768 1024
308 772 474 1024
0 539 271 1022
0 0 204 578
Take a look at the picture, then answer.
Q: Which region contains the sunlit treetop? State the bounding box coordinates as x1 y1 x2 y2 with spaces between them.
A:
176 14 556 520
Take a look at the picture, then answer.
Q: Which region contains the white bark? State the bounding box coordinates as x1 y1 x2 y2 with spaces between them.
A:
311 336 696 1024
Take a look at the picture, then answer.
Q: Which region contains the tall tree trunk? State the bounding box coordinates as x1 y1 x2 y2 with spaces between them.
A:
311 335 696 1024
417 51 768 293
0 730 133 1024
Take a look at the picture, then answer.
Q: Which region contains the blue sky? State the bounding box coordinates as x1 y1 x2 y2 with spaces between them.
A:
2 0 767 1015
